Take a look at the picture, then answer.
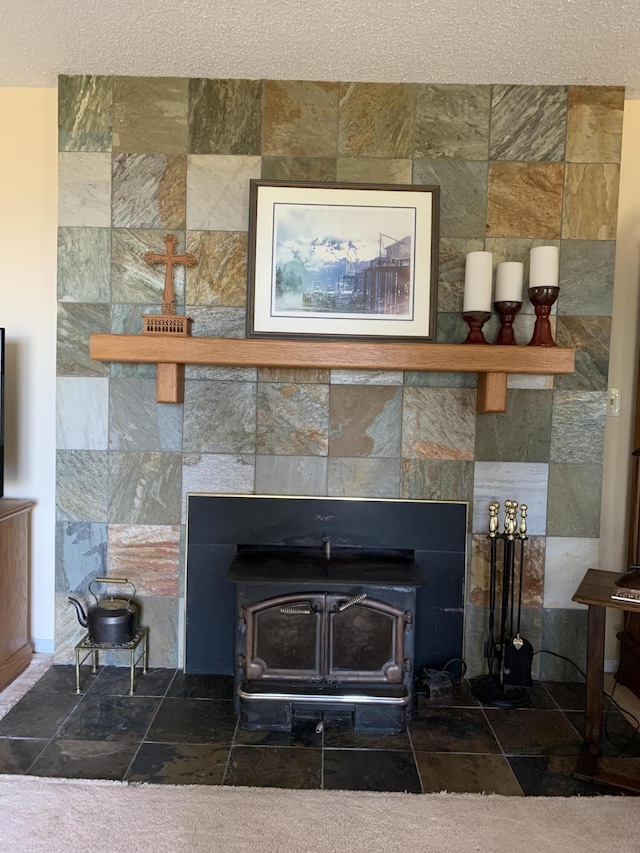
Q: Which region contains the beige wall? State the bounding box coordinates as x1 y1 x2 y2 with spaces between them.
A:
1 86 639 662
0 88 57 648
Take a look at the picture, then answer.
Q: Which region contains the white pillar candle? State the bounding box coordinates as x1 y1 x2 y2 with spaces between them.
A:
495 261 524 303
529 245 559 289
463 251 493 312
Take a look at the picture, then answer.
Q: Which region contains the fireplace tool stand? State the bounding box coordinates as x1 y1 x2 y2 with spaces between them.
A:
471 501 533 709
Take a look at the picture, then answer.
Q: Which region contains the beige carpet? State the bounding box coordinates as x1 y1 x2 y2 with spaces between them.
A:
0 775 639 853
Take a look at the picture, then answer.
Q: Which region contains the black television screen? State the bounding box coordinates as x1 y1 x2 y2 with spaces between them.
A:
0 328 4 499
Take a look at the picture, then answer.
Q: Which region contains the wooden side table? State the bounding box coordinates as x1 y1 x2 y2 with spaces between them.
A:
0 499 35 691
572 568 640 793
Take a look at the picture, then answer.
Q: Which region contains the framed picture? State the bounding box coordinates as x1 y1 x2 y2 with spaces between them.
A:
246 181 439 341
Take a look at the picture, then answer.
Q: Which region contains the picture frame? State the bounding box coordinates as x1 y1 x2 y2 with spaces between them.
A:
246 181 439 342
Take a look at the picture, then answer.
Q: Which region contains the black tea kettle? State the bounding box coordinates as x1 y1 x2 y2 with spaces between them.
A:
68 577 138 645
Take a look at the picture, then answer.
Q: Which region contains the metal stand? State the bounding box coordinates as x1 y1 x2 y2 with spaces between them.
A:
74 627 149 695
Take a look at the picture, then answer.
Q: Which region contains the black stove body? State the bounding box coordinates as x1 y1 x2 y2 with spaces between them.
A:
230 546 423 734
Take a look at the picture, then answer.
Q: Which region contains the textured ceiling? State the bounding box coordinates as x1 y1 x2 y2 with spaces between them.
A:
3 0 640 96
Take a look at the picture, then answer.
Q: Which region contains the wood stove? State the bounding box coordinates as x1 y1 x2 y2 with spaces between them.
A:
184 495 467 734
229 545 423 734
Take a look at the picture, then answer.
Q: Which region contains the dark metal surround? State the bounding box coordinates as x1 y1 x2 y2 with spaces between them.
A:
184 495 467 675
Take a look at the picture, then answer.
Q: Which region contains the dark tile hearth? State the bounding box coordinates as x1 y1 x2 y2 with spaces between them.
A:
1 665 640 796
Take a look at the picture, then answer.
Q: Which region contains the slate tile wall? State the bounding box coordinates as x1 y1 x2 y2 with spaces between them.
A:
55 76 624 677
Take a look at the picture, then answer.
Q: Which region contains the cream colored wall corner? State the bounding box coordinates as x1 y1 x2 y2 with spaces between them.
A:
601 99 640 667
0 88 57 649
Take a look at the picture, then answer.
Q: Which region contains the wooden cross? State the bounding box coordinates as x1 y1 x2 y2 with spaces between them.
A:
143 234 196 315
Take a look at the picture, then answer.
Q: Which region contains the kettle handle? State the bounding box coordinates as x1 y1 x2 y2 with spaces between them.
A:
89 577 136 606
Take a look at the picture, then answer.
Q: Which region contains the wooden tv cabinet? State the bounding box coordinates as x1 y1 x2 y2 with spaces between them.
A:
0 499 34 691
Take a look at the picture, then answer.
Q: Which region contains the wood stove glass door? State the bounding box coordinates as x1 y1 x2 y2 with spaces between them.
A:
327 596 404 683
247 593 324 680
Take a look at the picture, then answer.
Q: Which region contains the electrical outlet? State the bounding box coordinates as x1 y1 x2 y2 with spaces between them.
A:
608 387 621 416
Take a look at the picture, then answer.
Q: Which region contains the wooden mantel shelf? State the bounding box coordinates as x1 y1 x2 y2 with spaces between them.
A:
90 333 575 413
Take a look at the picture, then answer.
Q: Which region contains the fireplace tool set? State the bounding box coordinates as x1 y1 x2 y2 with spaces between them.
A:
471 500 534 708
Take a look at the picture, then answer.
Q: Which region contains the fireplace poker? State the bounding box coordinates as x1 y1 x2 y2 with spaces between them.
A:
504 504 534 687
498 500 517 690
487 502 500 677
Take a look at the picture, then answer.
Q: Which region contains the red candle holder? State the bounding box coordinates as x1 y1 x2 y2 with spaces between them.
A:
527 286 559 347
462 310 492 344
494 301 522 345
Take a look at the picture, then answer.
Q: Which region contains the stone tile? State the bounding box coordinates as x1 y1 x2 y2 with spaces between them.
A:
475 390 553 463
329 385 402 457
187 155 261 230
562 164 620 240
183 381 256 453
226 745 322 789
185 231 247 306
55 521 107 593
400 460 474 505
112 154 186 229
257 383 329 456
412 160 488 238
469 534 545 608
323 748 421 793
485 708 583 755
416 752 522 795
550 390 606 463
57 302 110 376
57 695 161 742
435 311 475 344
261 157 337 182
330 369 403 385
437 237 485 312
54 591 92 663
566 86 625 163
336 158 412 184
85 665 175 698
58 227 111 302
167 673 234 700
0 692 80 739
30 739 138 781
322 720 410 751
58 75 113 152
0 738 48 775
58 152 112 227
537 609 588 681
27 664 99 696
187 306 246 338
508 754 615 796
109 377 183 451
414 84 491 160
108 452 183 524
189 78 262 155
107 525 181 596
113 77 188 153
558 240 615 317
490 86 567 161
546 463 602 538
263 80 339 157
56 450 108 522
261 368 331 384
182 454 255 521
473 462 549 536
404 370 477 388
127 742 228 785
543 537 600 609
338 83 414 158
133 596 179 668
464 603 492 679
402 387 476 460
541 681 586 711
112 229 186 307
507 374 554 391
487 162 564 238
56 377 109 450
410 708 500 753
255 455 327 496
327 457 400 498
146 698 236 745
109 303 157 379
186 365 256 381
554 316 610 391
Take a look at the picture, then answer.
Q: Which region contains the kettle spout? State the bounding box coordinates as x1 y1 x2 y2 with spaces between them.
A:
68 596 88 628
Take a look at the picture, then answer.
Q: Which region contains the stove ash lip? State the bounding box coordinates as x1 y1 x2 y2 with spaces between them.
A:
227 544 425 587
